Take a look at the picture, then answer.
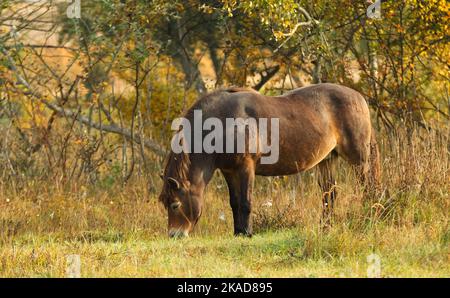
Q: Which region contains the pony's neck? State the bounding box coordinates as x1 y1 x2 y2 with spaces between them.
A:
187 154 215 196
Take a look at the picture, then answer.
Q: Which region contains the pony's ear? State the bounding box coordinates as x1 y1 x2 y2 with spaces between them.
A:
167 177 180 190
159 173 164 180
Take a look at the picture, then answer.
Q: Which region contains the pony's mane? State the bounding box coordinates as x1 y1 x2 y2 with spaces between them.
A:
159 150 191 207
223 86 258 93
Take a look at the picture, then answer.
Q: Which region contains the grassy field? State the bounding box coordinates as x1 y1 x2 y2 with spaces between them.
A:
0 128 448 277
0 227 448 277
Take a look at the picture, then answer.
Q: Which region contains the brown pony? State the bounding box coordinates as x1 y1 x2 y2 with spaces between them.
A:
159 83 380 238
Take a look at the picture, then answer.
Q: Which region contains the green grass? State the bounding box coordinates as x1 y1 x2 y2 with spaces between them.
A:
0 225 448 277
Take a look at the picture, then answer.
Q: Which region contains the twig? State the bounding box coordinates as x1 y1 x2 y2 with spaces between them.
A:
1 48 165 156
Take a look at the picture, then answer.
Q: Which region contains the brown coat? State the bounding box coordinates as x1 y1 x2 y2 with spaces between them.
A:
159 83 380 237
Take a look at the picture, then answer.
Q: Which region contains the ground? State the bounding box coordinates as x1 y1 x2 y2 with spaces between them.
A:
0 130 448 277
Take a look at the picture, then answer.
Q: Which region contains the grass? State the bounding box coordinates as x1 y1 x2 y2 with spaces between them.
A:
0 127 448 277
0 226 448 277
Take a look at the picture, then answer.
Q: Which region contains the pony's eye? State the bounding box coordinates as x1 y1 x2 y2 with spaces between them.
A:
170 201 181 211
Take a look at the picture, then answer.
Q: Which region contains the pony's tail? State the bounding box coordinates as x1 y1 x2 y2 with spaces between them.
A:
368 127 381 192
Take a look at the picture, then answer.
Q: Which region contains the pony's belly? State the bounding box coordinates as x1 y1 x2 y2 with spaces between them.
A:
255 163 305 176
255 157 319 176
255 139 337 176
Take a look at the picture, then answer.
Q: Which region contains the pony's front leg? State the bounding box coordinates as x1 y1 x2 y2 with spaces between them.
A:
235 162 255 237
222 160 255 237
222 171 242 235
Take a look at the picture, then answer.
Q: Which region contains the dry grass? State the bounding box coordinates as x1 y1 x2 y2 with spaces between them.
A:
0 127 448 277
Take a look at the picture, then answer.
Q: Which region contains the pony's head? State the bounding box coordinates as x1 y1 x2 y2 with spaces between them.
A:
158 152 202 238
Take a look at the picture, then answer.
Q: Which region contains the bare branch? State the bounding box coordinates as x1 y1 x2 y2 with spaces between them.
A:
273 7 319 53
253 65 280 91
1 48 165 156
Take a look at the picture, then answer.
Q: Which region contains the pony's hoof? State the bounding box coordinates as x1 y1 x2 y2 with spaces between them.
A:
320 218 333 232
234 230 253 238
321 223 331 232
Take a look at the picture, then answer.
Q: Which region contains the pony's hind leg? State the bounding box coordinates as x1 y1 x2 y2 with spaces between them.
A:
335 125 371 193
317 152 338 227
338 143 371 196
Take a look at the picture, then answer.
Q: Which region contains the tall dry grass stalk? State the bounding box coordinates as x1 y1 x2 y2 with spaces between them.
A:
0 126 448 243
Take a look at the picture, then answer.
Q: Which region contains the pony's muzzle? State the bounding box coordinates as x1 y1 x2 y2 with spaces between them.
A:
169 229 189 238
